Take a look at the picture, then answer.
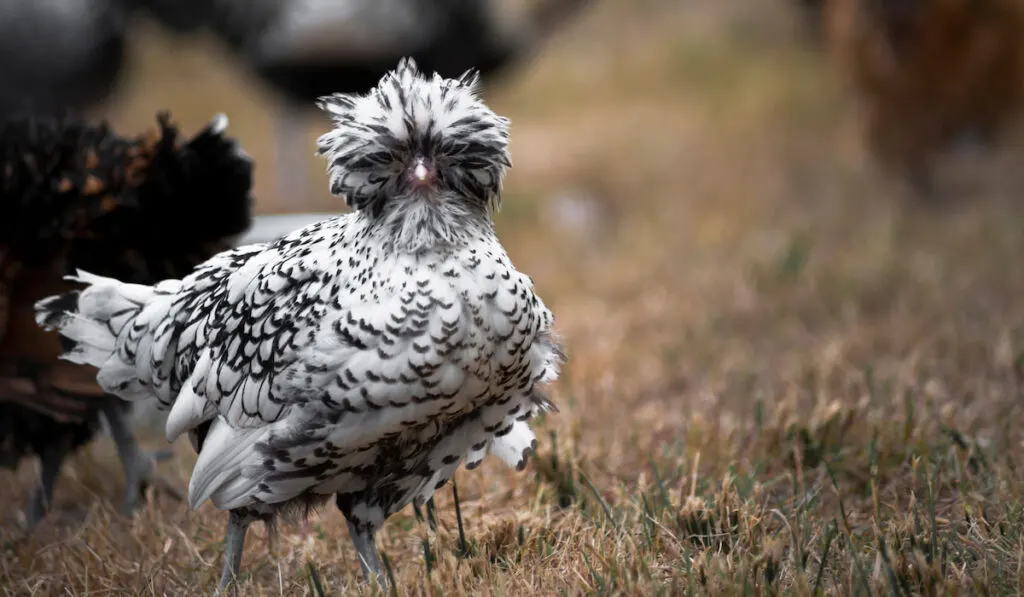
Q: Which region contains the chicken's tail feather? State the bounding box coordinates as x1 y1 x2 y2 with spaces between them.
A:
35 270 177 403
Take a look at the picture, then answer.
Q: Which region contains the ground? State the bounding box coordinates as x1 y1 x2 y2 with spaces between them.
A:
4 0 1024 595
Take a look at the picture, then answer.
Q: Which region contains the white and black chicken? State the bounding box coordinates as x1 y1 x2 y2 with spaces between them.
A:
37 58 563 593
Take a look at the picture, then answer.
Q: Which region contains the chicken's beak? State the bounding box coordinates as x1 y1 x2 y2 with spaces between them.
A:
408 157 437 191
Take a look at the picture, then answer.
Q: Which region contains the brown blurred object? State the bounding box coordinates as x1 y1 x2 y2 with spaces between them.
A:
823 0 1024 200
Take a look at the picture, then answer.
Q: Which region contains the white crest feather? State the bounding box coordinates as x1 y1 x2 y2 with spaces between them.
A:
314 57 511 219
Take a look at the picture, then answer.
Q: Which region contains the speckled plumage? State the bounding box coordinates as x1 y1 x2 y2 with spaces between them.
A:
36 57 563 590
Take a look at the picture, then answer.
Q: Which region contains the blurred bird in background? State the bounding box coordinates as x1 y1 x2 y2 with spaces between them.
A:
0 112 253 529
131 0 592 204
823 0 1024 202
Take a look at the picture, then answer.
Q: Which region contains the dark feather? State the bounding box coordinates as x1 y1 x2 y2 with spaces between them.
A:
0 112 253 477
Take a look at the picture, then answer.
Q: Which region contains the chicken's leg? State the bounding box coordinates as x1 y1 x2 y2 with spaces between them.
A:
346 519 384 585
216 510 252 596
24 433 72 530
100 399 182 514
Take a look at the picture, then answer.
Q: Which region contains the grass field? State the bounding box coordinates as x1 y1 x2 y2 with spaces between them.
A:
5 1 1024 595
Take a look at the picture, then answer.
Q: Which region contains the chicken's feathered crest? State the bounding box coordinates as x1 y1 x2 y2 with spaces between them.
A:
314 57 511 217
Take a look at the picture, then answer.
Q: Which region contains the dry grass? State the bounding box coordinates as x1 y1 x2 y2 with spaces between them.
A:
5 1 1024 595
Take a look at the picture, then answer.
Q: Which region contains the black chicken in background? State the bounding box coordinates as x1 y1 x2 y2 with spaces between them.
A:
132 0 592 203
0 111 253 529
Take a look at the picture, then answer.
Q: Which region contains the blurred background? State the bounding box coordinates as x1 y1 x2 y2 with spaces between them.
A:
5 0 1024 593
